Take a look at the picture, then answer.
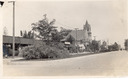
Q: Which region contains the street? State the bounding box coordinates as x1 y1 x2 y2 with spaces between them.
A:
3 51 128 76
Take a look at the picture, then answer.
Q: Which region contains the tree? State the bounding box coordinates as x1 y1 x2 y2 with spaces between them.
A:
108 42 119 51
60 27 72 37
3 27 8 36
24 30 28 38
113 42 119 51
20 30 23 36
124 39 128 50
32 14 57 43
20 30 34 39
100 41 108 52
51 30 63 42
89 40 100 53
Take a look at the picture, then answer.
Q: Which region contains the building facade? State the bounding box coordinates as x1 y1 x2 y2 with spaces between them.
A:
62 20 92 45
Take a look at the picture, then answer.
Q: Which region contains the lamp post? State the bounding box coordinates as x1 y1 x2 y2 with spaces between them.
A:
8 1 15 58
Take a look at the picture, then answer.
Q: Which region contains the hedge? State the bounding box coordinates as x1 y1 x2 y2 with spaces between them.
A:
19 43 70 60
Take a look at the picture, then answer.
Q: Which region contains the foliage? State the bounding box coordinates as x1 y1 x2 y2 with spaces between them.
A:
59 27 72 39
100 41 108 52
51 30 63 42
124 39 128 50
88 40 100 53
113 42 119 51
20 30 34 39
19 43 70 60
108 42 119 51
68 44 77 53
125 39 128 47
31 14 57 42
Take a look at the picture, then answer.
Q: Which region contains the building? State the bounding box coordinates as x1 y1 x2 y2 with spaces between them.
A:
3 35 44 56
61 20 92 46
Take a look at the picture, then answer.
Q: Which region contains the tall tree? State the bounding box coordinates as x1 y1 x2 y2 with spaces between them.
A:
32 14 57 42
24 30 28 38
89 40 100 53
100 41 108 52
3 27 8 36
124 39 128 50
20 30 23 36
20 30 34 39
113 42 119 51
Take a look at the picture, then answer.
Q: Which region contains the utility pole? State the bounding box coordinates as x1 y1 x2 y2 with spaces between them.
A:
75 28 78 53
8 1 15 58
93 36 96 40
107 39 109 45
31 24 35 45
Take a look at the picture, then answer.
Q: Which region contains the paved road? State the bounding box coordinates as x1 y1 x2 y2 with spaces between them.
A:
3 51 128 76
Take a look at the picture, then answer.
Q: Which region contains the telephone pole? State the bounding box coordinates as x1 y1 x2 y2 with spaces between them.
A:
8 1 15 58
75 28 78 53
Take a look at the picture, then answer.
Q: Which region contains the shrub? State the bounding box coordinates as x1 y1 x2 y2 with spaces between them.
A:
100 45 108 52
19 43 70 60
88 40 100 53
19 45 37 59
68 44 77 53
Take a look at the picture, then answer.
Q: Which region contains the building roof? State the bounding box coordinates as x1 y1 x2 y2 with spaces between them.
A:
3 35 43 45
62 30 86 41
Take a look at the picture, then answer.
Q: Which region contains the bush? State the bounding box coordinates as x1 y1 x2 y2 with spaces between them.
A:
19 43 70 60
88 40 100 53
107 42 120 51
19 46 37 59
100 45 108 52
68 44 77 53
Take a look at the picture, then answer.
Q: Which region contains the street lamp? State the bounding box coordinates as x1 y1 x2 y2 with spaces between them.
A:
8 1 15 58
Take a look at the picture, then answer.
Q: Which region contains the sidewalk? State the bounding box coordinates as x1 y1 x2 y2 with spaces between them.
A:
4 50 118 65
3 51 93 65
69 51 94 58
69 51 92 55
3 57 24 65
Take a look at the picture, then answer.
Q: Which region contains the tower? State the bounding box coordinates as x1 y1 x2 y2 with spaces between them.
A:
83 20 92 42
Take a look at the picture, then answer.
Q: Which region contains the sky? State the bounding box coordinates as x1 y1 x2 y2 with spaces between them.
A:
2 0 128 48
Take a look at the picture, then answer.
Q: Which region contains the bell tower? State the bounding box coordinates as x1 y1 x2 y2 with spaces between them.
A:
83 20 92 42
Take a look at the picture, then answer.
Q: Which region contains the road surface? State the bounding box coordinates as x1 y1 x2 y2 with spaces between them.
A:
3 51 128 76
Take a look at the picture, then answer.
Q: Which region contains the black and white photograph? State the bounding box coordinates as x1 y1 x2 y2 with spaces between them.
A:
1 0 128 77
